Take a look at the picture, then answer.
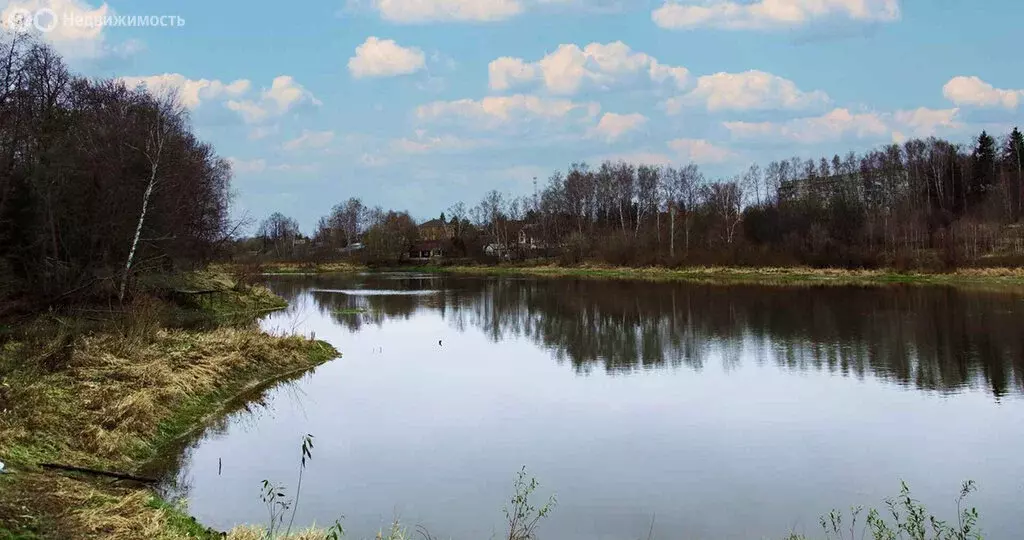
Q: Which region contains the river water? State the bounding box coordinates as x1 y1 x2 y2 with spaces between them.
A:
162 272 1024 539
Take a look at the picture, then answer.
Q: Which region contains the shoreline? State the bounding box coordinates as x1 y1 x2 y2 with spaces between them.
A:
229 261 1024 287
0 277 339 539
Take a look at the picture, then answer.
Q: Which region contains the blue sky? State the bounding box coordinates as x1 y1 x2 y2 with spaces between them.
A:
4 0 1024 232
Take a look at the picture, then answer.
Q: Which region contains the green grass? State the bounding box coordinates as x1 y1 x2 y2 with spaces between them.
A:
145 496 220 539
145 340 338 463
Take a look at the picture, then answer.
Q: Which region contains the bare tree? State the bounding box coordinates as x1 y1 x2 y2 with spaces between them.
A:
120 93 182 300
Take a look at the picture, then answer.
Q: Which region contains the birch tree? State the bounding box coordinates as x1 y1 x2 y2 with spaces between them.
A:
120 94 182 301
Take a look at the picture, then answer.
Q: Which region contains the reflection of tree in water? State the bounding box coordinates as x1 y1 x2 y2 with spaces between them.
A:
285 274 1024 397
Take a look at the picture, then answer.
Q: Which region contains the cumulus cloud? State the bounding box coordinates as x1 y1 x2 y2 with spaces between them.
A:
723 107 960 144
226 76 321 124
652 0 901 30
348 37 426 78
283 130 336 151
943 76 1022 110
118 74 251 108
588 112 647 142
666 138 734 164
488 41 688 95
416 94 600 129
664 70 829 113
892 107 962 138
488 57 539 91
371 0 522 22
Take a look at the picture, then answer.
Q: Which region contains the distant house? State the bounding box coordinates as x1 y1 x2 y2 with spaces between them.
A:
408 239 447 261
418 218 449 241
518 224 544 250
339 242 364 254
483 223 545 258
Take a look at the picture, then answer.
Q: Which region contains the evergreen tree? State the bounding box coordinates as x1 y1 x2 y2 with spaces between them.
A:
969 131 997 210
1003 127 1024 220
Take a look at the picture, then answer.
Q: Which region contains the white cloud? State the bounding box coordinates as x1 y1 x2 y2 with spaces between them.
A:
359 153 388 167
270 163 320 174
488 57 539 91
118 74 251 109
226 100 272 124
666 138 734 164
664 70 829 113
653 0 901 30
725 108 889 143
893 107 962 138
228 157 268 174
943 76 1022 110
248 125 279 140
588 112 647 142
372 0 522 22
283 130 336 151
723 107 960 144
228 157 319 175
590 151 673 166
264 76 322 112
348 37 426 78
390 131 485 153
226 76 321 124
416 94 600 129
2 0 111 58
488 41 689 95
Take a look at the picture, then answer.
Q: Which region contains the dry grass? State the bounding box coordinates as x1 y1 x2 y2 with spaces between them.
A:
0 284 338 539
227 525 343 540
226 519 414 540
213 261 366 275
409 263 1024 287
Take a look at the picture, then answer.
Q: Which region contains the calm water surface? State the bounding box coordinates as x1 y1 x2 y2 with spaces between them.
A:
163 273 1024 539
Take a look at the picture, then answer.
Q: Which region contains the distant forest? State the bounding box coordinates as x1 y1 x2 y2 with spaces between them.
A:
249 126 1024 270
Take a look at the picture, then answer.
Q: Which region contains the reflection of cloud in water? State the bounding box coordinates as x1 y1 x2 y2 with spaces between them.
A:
311 289 440 296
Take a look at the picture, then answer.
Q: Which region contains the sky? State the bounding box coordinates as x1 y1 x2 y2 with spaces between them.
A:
3 0 1024 233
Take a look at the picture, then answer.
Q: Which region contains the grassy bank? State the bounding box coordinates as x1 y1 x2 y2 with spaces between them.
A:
213 261 367 275
403 263 1024 287
216 259 1024 287
0 275 338 539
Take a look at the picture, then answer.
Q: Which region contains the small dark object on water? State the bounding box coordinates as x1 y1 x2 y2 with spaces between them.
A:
218 457 222 476
438 340 442 346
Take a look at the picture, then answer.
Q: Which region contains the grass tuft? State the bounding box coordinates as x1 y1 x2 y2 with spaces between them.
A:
0 275 338 539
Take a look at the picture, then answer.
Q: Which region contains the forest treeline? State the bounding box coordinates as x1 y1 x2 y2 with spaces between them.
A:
0 34 232 307
251 128 1024 269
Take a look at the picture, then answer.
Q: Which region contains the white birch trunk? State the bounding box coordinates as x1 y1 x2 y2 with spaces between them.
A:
119 163 157 301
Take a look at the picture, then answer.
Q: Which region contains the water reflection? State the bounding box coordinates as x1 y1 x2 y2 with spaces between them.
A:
271 274 1024 398
166 274 1024 540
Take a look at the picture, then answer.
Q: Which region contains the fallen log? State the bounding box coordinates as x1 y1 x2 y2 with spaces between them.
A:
38 463 158 484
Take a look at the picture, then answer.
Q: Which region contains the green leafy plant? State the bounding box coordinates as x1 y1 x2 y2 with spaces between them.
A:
260 434 315 539
816 481 981 540
259 479 290 538
503 466 557 540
